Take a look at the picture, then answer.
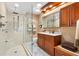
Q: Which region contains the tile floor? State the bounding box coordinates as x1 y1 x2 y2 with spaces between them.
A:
6 45 27 56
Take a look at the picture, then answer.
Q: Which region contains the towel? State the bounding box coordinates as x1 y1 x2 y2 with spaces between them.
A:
75 20 79 47
75 20 79 39
61 41 77 52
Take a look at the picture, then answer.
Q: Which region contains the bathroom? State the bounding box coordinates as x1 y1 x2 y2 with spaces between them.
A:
0 2 79 56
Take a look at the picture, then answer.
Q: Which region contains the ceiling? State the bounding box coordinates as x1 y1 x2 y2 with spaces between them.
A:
5 2 47 15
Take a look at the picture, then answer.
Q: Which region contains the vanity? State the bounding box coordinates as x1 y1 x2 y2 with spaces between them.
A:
37 32 61 56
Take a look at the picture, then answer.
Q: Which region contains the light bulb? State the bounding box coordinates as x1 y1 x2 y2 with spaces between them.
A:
37 3 42 7
14 3 19 7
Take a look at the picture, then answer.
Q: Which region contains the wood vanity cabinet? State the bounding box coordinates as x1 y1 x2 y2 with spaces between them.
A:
37 33 61 56
60 2 79 27
55 45 77 56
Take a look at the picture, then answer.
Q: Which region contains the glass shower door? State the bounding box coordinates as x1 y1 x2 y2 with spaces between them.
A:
9 13 33 56
23 16 33 55
22 4 33 55
10 4 34 56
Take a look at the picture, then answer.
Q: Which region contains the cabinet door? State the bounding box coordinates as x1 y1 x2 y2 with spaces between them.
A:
44 40 54 56
37 34 44 49
69 5 75 26
44 35 54 56
69 3 79 26
54 36 61 46
60 6 70 27
74 3 79 26
60 3 79 27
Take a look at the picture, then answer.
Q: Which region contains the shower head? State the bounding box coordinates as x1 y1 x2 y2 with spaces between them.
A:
12 11 18 14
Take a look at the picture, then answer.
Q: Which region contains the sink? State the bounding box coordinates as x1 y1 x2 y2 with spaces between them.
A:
39 32 62 36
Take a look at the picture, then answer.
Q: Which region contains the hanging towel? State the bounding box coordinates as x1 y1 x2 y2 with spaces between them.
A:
74 20 79 47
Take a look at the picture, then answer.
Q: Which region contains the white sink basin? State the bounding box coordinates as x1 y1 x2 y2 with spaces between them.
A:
38 32 62 36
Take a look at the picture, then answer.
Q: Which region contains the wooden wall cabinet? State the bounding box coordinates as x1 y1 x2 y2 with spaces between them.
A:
60 3 79 27
37 33 61 56
60 6 70 27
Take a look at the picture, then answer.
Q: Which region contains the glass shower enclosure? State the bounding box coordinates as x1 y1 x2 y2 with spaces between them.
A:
10 6 34 55
0 2 33 56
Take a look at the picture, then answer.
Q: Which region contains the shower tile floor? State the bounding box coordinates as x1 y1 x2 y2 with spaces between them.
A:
6 45 27 56
25 38 49 56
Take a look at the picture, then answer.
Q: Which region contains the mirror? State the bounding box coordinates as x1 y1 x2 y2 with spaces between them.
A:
40 11 60 32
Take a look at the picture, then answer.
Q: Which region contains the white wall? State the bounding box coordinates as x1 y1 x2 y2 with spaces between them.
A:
33 14 40 34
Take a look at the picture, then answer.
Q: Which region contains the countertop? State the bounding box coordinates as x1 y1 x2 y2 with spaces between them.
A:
38 32 62 36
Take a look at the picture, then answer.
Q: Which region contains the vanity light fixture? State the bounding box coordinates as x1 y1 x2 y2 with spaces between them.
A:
43 7 48 11
46 10 50 13
37 3 42 7
35 9 40 12
49 5 53 8
52 6 56 9
60 2 66 5
13 3 19 14
43 8 46 11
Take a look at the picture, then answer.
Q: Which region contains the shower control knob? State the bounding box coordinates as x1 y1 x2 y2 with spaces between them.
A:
31 43 34 45
14 51 17 53
5 31 8 33
5 40 8 43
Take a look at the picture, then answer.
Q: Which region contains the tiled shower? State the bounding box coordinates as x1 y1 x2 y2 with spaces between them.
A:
0 3 33 56
0 2 49 56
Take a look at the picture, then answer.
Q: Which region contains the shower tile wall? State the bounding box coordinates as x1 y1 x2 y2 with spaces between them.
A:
0 12 30 55
0 3 7 55
0 3 33 56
